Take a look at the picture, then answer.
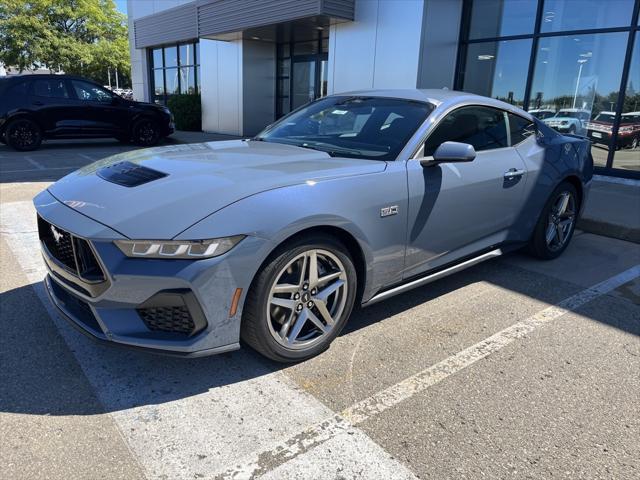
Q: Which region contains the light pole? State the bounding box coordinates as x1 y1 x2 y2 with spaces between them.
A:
572 59 588 109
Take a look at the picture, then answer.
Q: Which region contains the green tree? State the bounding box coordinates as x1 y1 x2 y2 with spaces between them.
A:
0 0 130 87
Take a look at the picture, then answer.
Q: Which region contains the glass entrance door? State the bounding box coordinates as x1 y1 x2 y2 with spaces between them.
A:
276 33 329 118
292 60 316 110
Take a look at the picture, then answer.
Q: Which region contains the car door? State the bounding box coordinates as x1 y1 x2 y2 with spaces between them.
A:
403 105 529 279
27 78 76 135
67 79 129 136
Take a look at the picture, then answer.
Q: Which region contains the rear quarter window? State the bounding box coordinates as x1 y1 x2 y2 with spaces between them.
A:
508 114 535 145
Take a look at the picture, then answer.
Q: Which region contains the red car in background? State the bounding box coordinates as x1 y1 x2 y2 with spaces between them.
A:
586 111 640 150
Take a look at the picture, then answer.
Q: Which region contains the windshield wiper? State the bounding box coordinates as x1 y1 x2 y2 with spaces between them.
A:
298 141 362 157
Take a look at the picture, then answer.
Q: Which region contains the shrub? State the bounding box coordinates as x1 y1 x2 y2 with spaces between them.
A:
167 94 201 131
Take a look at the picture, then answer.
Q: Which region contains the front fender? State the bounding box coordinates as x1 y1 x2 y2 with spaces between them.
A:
176 163 408 301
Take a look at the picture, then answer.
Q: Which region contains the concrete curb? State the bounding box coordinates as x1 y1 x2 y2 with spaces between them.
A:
577 218 640 244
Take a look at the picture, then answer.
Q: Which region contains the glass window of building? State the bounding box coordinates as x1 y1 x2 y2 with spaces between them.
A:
530 33 628 167
458 0 640 178
612 34 640 171
462 39 532 107
149 41 200 104
541 0 635 33
276 32 329 118
468 0 538 39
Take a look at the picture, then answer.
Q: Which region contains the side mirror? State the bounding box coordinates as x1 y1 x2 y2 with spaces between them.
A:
420 141 476 167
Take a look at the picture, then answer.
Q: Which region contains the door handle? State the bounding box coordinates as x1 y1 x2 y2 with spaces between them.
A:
504 168 526 179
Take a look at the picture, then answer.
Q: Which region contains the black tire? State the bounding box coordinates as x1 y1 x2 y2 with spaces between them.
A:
527 181 579 260
115 134 130 144
241 233 358 363
132 118 160 146
5 118 42 151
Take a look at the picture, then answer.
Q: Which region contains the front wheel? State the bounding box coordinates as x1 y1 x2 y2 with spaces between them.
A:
132 118 160 146
527 181 579 260
241 234 357 362
5 118 42 151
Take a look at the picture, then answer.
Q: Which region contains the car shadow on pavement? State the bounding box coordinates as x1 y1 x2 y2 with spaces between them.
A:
0 257 637 417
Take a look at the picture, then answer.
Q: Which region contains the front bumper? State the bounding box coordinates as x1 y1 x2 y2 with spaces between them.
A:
34 190 269 356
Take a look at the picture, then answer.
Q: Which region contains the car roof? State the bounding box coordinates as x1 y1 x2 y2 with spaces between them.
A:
331 88 532 119
0 73 97 82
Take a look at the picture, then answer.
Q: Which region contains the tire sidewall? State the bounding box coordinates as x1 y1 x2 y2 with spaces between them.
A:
530 181 579 260
243 234 358 362
6 118 42 151
133 118 160 146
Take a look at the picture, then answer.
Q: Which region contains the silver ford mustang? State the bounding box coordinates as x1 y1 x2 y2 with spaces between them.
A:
35 89 593 362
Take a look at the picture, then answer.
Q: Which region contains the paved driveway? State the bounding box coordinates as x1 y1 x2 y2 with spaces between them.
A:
1 142 639 479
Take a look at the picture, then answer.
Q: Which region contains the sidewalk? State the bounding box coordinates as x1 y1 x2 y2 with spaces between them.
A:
578 175 640 244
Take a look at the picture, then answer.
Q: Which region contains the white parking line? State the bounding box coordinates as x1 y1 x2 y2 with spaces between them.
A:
4 199 638 480
1 200 419 480
1 166 77 173
25 156 46 170
217 263 639 478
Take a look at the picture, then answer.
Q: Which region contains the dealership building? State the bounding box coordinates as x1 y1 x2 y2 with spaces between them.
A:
127 0 640 178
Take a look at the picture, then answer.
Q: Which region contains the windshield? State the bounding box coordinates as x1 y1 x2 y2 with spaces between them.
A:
255 96 434 161
594 114 616 123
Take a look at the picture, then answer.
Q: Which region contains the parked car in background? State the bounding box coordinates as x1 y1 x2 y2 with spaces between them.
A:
586 111 640 150
528 109 556 120
0 75 174 151
34 89 593 362
543 108 590 135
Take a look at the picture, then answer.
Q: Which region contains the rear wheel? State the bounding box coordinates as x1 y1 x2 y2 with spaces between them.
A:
241 234 357 362
132 118 160 146
527 181 578 260
5 118 42 151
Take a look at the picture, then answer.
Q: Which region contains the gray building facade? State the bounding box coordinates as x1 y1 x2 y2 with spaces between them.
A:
127 0 640 178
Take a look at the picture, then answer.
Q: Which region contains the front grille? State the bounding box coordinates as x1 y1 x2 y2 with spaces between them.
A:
38 216 76 271
38 216 105 283
137 306 196 336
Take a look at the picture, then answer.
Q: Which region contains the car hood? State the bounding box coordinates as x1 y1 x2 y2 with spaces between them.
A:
543 116 579 123
48 140 386 239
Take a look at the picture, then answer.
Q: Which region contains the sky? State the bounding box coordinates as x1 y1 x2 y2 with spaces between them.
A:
115 0 127 16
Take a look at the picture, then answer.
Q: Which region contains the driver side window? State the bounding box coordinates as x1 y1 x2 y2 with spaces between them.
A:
71 80 113 103
424 106 508 156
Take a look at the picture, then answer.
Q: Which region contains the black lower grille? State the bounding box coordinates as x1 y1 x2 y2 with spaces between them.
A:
38 216 105 283
49 277 102 333
137 306 195 335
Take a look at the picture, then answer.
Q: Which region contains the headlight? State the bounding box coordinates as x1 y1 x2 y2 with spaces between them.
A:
114 236 245 259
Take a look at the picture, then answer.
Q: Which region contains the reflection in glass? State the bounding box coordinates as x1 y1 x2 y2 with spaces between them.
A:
152 48 163 68
179 44 193 66
613 35 640 171
462 39 532 107
530 33 628 167
293 41 318 56
469 0 537 39
180 67 195 94
153 69 164 95
165 68 179 94
541 0 634 33
292 61 316 109
164 46 178 68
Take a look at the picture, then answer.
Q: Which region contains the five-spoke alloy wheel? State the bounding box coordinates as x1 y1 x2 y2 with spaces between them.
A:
528 181 579 260
242 234 357 362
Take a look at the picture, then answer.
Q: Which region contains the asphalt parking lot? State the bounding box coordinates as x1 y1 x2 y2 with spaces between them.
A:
1 141 639 480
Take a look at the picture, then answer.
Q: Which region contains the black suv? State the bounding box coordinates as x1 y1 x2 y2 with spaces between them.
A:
0 75 174 151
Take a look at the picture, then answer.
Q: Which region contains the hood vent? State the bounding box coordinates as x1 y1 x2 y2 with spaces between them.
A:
97 161 167 187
